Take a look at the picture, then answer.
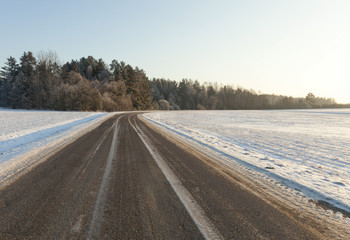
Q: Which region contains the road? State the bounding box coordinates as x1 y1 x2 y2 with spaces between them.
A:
0 113 323 239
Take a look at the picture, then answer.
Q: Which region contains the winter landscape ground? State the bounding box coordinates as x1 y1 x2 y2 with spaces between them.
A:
143 109 350 217
1 108 349 235
0 108 111 186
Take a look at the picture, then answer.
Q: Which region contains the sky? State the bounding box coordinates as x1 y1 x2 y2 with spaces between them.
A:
1 0 350 103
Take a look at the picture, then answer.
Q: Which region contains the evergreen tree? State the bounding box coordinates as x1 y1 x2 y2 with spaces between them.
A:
20 52 36 78
0 57 19 105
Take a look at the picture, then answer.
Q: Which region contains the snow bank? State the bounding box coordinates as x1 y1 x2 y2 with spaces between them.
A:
0 108 111 186
143 109 350 214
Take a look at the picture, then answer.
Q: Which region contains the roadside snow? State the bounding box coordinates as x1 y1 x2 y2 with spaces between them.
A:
143 109 350 214
0 108 111 186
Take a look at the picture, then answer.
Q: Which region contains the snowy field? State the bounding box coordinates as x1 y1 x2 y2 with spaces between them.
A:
143 109 350 214
0 108 110 185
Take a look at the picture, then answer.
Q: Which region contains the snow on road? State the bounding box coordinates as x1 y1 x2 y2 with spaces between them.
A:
143 109 350 215
0 108 110 185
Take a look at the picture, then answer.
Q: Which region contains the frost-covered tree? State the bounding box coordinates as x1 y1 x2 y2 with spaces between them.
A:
158 99 170 110
0 57 19 105
305 92 315 107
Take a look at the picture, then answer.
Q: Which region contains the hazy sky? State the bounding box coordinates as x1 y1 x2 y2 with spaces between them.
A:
1 0 350 103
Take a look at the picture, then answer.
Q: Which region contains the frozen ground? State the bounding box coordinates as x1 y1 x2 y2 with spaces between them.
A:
0 108 110 185
143 109 350 214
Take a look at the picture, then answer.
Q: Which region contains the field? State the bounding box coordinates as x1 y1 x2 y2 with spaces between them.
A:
143 109 350 214
0 108 109 184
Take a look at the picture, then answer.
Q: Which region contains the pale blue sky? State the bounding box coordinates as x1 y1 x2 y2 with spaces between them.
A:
1 0 350 103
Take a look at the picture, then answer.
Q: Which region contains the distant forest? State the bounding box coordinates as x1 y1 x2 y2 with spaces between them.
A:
0 51 347 112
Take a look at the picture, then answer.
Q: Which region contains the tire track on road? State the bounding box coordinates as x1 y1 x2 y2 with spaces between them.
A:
86 117 121 240
129 114 223 240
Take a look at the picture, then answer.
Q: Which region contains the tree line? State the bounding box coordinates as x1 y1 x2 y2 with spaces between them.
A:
0 51 153 111
151 79 339 110
0 51 340 112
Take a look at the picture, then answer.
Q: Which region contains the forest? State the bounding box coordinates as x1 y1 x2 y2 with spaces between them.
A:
0 51 341 112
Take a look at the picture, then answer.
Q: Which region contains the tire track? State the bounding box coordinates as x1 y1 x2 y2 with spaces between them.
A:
86 117 120 240
129 115 223 240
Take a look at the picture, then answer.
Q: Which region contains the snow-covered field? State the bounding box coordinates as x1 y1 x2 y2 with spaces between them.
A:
0 108 110 186
143 109 350 214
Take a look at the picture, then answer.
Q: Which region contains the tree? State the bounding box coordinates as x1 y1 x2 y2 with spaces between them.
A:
20 52 36 78
0 57 19 80
277 96 295 109
158 99 170 110
36 51 61 109
178 79 196 109
0 57 19 105
306 92 315 107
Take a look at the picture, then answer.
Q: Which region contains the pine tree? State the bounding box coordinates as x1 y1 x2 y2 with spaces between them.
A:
0 57 20 106
20 52 36 78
